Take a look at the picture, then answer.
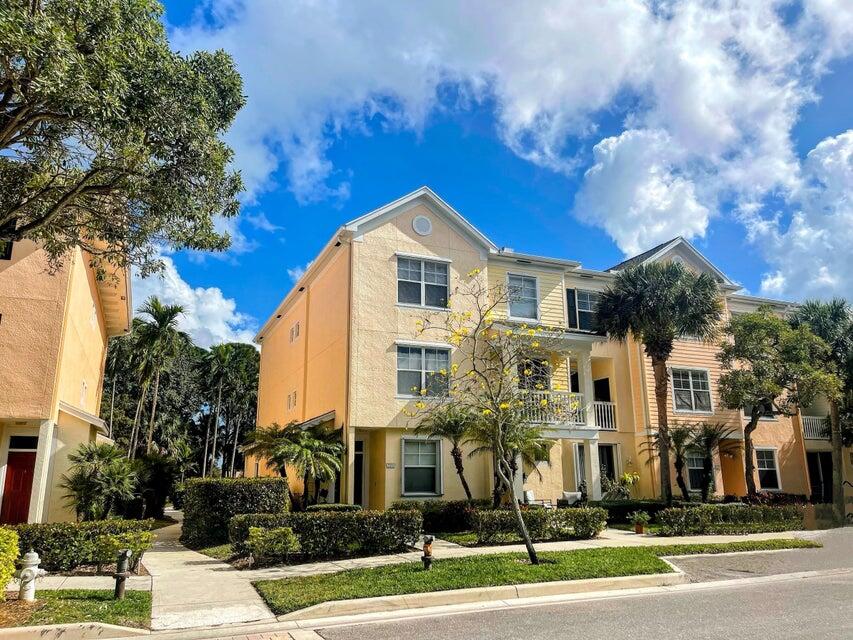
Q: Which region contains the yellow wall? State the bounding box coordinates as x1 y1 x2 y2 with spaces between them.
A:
45 412 98 522
487 262 565 327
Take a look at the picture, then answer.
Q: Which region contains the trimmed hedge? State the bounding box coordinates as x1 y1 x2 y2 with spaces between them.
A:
14 519 153 571
229 509 422 559
0 528 18 600
305 503 362 512
390 499 491 532
588 500 693 524
658 504 804 536
181 477 290 547
471 507 607 544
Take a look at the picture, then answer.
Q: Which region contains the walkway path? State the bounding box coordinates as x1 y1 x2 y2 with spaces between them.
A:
237 527 819 581
144 511 275 631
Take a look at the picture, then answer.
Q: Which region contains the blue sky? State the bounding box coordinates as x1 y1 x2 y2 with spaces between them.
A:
134 1 853 347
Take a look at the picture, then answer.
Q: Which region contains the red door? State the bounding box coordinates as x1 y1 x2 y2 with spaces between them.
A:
0 452 36 524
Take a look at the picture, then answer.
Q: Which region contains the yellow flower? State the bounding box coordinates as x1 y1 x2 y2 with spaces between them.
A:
504 329 513 336
467 268 482 277
499 402 510 410
482 408 492 415
531 341 540 348
415 401 426 409
527 329 535 336
419 389 427 396
524 369 532 376
451 363 459 374
438 369 447 376
539 399 548 407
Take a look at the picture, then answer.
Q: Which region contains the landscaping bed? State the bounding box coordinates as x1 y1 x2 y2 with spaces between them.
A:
253 538 819 615
0 589 151 629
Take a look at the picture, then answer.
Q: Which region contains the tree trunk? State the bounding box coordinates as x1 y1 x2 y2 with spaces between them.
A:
701 455 713 503
146 370 161 453
674 457 690 501
108 378 116 440
210 381 223 476
743 412 761 497
829 400 844 524
229 423 241 478
497 455 538 565
201 411 212 477
651 356 673 504
451 445 473 500
302 471 310 510
128 387 147 460
491 452 502 508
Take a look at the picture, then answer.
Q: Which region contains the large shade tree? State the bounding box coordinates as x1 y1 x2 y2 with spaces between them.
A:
597 262 722 503
0 0 244 273
718 307 839 497
790 299 852 521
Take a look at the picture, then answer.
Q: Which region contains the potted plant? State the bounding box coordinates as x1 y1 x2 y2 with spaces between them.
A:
629 510 651 534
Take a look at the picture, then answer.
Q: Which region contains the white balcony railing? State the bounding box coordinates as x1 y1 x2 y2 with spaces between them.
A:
593 401 617 430
523 390 585 425
802 415 829 439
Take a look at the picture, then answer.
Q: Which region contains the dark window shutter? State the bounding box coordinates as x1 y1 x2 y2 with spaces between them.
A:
566 289 578 329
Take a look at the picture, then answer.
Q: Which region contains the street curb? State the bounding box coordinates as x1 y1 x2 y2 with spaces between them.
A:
0 621 149 639
275 570 687 622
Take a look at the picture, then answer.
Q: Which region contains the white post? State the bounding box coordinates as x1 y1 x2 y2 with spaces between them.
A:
584 438 602 500
28 421 55 523
345 428 356 504
578 349 596 428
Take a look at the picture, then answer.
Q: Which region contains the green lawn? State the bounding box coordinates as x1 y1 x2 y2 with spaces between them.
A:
195 542 237 561
254 538 818 615
1 590 151 629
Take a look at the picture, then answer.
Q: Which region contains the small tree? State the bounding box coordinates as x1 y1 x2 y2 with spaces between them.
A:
690 423 741 503
60 443 136 520
718 307 839 496
643 424 693 501
414 404 477 500
597 262 722 504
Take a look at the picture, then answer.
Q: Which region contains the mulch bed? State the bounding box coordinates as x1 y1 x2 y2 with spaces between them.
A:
0 592 44 628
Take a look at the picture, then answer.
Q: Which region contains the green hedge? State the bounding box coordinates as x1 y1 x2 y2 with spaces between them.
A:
229 509 423 559
471 507 607 544
305 503 362 512
0 528 18 600
588 500 693 524
14 520 153 571
180 477 290 547
658 504 804 536
390 499 491 532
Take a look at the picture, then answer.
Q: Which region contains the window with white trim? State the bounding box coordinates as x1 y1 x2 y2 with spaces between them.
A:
508 273 538 319
756 449 780 490
686 453 713 491
576 290 601 331
672 369 712 412
289 322 300 343
402 439 441 495
397 345 450 396
397 257 449 308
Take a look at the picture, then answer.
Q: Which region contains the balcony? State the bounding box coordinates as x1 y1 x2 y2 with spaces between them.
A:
521 391 617 430
592 401 617 430
802 415 829 440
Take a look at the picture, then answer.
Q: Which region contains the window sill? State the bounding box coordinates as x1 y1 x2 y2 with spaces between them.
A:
395 395 446 401
507 315 540 323
396 303 450 312
673 410 714 416
401 492 444 498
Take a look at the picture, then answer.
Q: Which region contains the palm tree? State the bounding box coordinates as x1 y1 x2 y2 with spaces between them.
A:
225 344 259 476
244 422 299 486
597 261 722 503
169 437 197 483
203 343 235 476
790 299 852 522
135 297 186 454
104 332 134 440
60 443 137 520
415 405 478 500
691 423 741 503
642 424 694 501
289 425 345 509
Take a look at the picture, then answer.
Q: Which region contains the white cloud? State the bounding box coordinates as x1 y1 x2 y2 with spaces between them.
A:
132 255 257 347
748 130 853 300
287 261 313 284
244 211 283 233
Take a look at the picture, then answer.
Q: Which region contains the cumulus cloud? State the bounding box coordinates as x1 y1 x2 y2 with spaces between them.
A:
287 261 313 284
132 255 257 347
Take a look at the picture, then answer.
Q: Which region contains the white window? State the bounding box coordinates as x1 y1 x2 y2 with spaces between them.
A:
672 369 712 413
397 345 450 396
756 449 780 490
686 453 712 492
507 273 538 320
289 322 300 343
397 257 449 308
402 439 441 495
576 290 601 331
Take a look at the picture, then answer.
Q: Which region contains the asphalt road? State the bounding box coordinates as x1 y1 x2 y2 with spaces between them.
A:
317 570 852 639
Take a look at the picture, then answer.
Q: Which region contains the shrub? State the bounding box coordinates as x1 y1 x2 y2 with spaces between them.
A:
14 520 153 571
247 526 300 564
390 499 491 532
305 503 362 512
658 504 804 536
470 507 607 544
93 530 155 572
180 477 290 547
588 499 693 524
229 509 422 559
741 492 809 506
171 482 186 510
0 528 18 601
629 510 651 526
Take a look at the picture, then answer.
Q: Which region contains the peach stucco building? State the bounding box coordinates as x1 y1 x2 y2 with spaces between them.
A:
249 187 852 512
0 239 130 523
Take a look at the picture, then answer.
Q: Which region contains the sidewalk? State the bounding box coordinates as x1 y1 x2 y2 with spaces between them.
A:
237 527 818 581
144 512 275 630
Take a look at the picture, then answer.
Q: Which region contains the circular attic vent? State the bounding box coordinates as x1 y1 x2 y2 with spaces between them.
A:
412 215 433 236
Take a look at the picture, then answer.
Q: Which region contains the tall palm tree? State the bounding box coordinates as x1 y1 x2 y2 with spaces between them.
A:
597 261 722 503
135 297 186 454
104 332 134 440
691 423 741 503
415 405 478 500
791 299 852 522
203 343 235 476
225 344 259 476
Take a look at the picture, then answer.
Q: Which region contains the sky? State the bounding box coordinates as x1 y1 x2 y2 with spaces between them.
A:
135 0 853 347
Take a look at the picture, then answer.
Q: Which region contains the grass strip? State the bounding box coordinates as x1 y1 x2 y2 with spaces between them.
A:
254 538 818 615
1 589 151 629
194 542 235 560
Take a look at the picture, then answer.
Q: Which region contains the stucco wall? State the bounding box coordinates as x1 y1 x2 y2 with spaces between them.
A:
45 411 97 522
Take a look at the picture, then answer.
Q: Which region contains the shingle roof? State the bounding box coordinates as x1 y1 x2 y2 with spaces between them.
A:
607 237 681 272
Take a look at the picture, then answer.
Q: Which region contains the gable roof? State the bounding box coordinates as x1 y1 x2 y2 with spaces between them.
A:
607 236 735 286
343 186 498 252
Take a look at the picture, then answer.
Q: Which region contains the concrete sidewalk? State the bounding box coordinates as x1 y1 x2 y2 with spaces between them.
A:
237 527 819 581
144 512 275 631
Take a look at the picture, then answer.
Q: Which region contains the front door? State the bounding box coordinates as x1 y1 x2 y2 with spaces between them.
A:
353 441 364 506
599 444 617 482
806 451 833 503
0 451 36 524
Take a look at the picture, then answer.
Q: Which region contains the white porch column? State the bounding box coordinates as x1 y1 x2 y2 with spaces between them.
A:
28 420 55 523
577 348 596 428
345 427 356 504
583 438 602 500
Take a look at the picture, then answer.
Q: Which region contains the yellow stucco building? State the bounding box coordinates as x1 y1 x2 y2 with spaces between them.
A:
249 187 852 512
0 239 130 523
